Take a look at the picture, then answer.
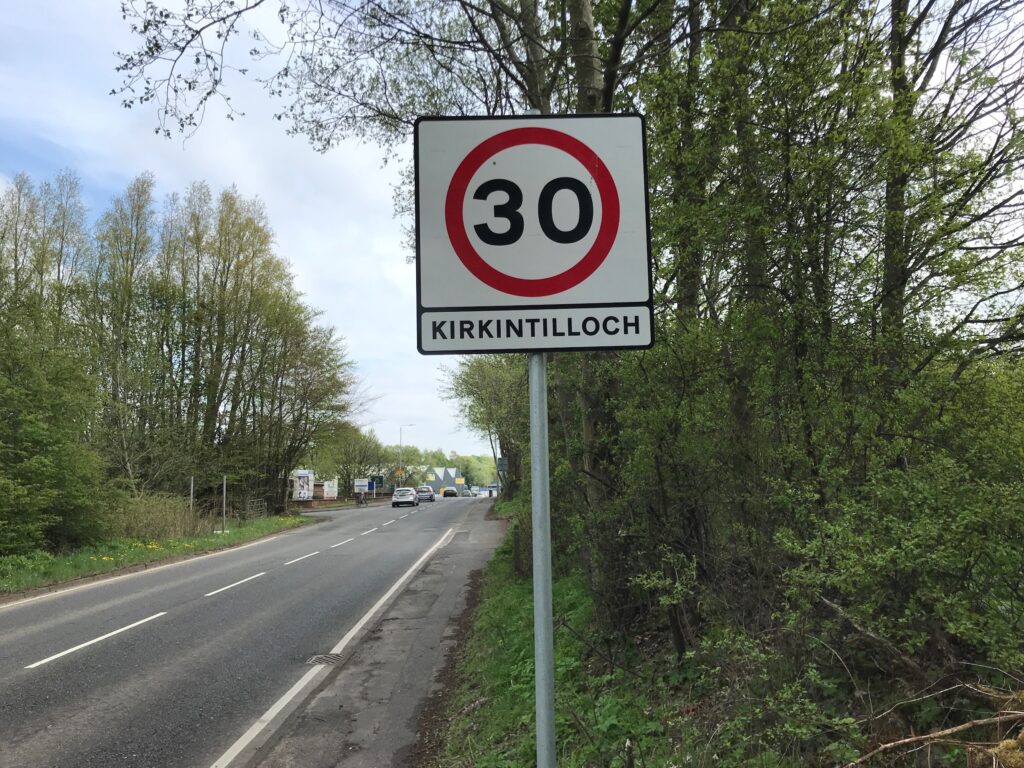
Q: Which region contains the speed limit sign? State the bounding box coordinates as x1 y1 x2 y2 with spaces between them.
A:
415 114 653 354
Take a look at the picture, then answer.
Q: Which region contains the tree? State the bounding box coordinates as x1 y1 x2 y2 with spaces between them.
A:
444 355 528 497
0 174 106 553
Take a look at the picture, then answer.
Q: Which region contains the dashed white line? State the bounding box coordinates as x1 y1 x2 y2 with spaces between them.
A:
26 612 167 669
284 552 319 565
329 538 355 549
205 572 266 597
400 515 408 519
360 528 378 536
382 520 396 526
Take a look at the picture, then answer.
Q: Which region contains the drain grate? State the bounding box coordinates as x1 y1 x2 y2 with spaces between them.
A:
306 653 347 666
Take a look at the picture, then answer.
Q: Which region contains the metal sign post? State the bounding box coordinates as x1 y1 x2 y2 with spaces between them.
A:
414 113 652 768
529 351 556 767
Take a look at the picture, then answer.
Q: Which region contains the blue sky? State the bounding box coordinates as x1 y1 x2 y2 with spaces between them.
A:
0 0 489 458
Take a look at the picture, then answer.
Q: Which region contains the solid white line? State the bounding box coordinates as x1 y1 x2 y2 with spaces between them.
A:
204 572 266 597
327 527 455 656
209 666 323 768
359 528 378 536
329 538 354 549
382 520 395 526
400 515 408 519
25 612 167 669
208 527 456 768
284 552 319 565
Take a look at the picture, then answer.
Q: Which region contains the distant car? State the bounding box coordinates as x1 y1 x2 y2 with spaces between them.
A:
442 487 458 498
461 489 473 497
392 487 419 507
416 485 436 502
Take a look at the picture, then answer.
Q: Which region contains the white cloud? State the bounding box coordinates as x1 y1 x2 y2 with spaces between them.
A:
0 0 491 456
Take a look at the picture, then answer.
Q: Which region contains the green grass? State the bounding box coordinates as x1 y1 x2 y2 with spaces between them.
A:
0 515 312 594
435 529 693 768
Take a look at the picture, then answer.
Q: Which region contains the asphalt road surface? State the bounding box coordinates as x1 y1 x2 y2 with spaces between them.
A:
0 497 476 768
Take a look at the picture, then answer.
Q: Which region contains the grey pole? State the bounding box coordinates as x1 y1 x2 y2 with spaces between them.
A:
529 351 556 767
222 475 227 533
190 476 194 516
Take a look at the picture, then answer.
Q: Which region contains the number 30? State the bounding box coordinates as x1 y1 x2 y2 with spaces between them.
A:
473 177 594 247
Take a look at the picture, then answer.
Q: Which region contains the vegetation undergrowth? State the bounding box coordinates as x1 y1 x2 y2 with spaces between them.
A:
434 519 692 768
439 494 1024 767
0 514 311 594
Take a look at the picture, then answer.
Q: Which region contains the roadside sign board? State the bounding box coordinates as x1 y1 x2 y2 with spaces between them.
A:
415 115 653 354
354 478 369 493
455 477 465 485
496 457 509 472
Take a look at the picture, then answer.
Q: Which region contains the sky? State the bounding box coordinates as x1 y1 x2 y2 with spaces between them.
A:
0 1 490 458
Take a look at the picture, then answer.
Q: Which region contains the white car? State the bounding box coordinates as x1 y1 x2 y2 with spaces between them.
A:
391 487 419 508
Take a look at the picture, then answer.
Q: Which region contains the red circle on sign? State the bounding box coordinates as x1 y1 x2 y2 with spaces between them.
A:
444 127 620 297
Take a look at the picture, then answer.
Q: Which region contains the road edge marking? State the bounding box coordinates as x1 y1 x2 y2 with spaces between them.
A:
208 527 456 768
0 532 294 613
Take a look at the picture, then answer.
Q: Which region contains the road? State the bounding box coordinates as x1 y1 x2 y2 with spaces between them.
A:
0 497 476 768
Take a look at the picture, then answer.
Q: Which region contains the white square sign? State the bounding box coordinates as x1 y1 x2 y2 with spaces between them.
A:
415 115 654 354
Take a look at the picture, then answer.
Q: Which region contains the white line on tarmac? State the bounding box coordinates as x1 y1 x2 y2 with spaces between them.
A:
329 538 354 549
209 528 456 768
25 612 167 669
328 527 455 655
0 534 291 613
283 552 319 565
204 572 266 597
359 528 378 536
382 520 395 526
400 515 408 519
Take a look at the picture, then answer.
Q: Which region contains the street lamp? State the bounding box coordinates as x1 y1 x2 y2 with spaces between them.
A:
399 423 415 486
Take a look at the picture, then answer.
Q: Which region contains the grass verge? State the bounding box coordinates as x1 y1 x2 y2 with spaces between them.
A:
433 524 692 768
0 515 312 595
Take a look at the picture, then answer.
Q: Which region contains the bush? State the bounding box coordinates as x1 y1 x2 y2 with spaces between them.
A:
102 492 211 541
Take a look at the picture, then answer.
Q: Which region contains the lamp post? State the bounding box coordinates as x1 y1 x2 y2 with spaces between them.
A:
399 423 414 487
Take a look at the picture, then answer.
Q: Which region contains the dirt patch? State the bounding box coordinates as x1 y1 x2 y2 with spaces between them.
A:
407 566 486 768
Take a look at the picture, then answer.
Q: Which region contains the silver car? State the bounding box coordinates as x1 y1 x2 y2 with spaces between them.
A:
391 487 419 508
416 485 436 502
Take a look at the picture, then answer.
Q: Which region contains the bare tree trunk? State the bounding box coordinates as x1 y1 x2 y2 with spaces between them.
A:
881 0 910 389
568 0 603 113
